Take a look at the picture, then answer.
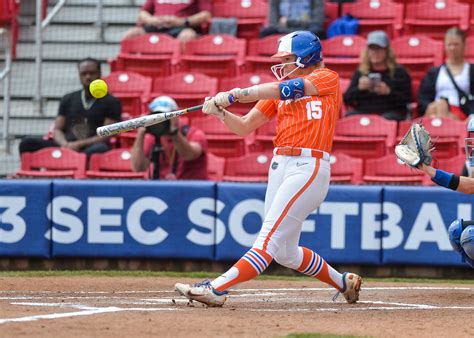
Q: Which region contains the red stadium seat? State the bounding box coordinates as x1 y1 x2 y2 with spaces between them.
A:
329 152 363 184
322 35 367 79
397 118 467 159
437 154 467 176
103 71 152 118
223 151 272 182
342 0 403 38
180 34 246 77
212 0 268 40
332 115 398 159
85 149 148 179
191 116 248 158
404 0 470 40
219 72 275 115
245 35 283 75
0 0 19 58
16 147 87 179
391 35 443 82
151 72 218 118
362 154 426 185
254 118 277 152
109 34 180 77
324 1 340 30
207 152 226 181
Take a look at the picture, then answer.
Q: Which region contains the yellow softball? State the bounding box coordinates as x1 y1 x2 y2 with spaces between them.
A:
89 79 108 99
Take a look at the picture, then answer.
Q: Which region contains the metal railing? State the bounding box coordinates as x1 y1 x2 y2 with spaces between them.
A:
0 28 12 154
34 0 105 114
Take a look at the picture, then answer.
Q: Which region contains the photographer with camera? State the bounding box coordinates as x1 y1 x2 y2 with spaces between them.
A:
343 30 412 121
130 96 208 180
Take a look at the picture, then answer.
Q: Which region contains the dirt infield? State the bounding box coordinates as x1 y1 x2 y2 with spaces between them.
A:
0 276 473 338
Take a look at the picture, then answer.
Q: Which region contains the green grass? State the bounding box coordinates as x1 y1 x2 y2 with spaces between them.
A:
285 334 370 338
0 270 472 284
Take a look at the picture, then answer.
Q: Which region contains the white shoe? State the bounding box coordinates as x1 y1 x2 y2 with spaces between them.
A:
175 280 228 307
340 272 362 304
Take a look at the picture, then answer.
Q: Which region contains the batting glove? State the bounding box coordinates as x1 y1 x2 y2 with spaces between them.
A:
203 97 225 120
214 88 241 108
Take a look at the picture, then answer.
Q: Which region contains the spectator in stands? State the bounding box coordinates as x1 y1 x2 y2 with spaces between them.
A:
122 0 211 43
259 0 325 38
418 27 474 121
18 58 122 157
343 30 412 121
131 96 208 180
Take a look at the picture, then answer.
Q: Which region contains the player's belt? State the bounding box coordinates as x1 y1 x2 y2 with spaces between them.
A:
274 147 330 161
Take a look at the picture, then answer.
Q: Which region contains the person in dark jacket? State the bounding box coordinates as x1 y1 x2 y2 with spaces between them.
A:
343 31 412 121
418 27 474 120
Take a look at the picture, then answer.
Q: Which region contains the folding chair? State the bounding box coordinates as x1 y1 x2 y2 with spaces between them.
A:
103 71 152 118
212 0 268 39
363 154 426 185
85 149 148 179
329 152 363 184
391 35 443 82
223 151 272 182
332 114 398 159
16 147 87 179
245 35 283 75
342 0 404 38
404 0 470 40
109 34 181 77
180 34 246 77
151 72 218 119
207 152 226 181
322 35 367 79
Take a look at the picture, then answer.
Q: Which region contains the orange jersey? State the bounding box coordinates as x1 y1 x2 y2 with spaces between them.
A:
255 68 341 152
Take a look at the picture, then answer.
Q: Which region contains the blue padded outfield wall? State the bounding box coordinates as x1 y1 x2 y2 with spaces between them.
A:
1 179 473 267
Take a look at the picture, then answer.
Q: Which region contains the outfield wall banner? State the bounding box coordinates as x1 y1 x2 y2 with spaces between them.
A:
382 186 474 266
0 180 51 257
51 180 216 259
215 183 382 265
0 180 472 267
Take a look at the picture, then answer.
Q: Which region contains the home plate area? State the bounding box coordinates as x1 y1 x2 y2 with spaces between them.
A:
0 279 473 337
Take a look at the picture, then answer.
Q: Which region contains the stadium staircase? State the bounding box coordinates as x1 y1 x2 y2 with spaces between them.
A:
0 0 144 176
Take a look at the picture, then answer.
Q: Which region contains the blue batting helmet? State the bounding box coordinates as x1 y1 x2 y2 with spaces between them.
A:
448 219 464 253
272 31 323 67
271 31 323 80
460 225 474 260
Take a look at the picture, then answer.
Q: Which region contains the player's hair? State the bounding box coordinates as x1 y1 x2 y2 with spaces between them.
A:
358 46 398 78
77 57 102 75
445 27 465 43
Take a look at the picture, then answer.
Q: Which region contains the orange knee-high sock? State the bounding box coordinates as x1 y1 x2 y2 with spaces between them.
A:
297 247 343 290
211 248 273 292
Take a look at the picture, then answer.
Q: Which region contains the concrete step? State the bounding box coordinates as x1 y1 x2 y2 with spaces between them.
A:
22 6 140 25
0 99 59 118
0 61 111 99
14 41 120 62
0 116 53 137
19 24 128 44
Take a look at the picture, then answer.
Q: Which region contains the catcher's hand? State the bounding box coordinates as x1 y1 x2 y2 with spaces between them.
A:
395 122 435 168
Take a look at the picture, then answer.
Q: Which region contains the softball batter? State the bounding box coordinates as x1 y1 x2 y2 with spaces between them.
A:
175 31 362 306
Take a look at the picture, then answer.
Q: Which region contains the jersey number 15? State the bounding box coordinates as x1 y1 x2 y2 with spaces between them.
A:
306 101 322 120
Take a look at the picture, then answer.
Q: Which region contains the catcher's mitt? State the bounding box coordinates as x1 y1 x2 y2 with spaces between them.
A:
395 123 435 168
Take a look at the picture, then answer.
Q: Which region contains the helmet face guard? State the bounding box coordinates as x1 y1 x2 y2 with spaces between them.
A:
270 31 323 81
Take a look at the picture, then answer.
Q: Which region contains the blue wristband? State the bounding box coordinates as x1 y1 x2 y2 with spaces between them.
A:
432 169 453 189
